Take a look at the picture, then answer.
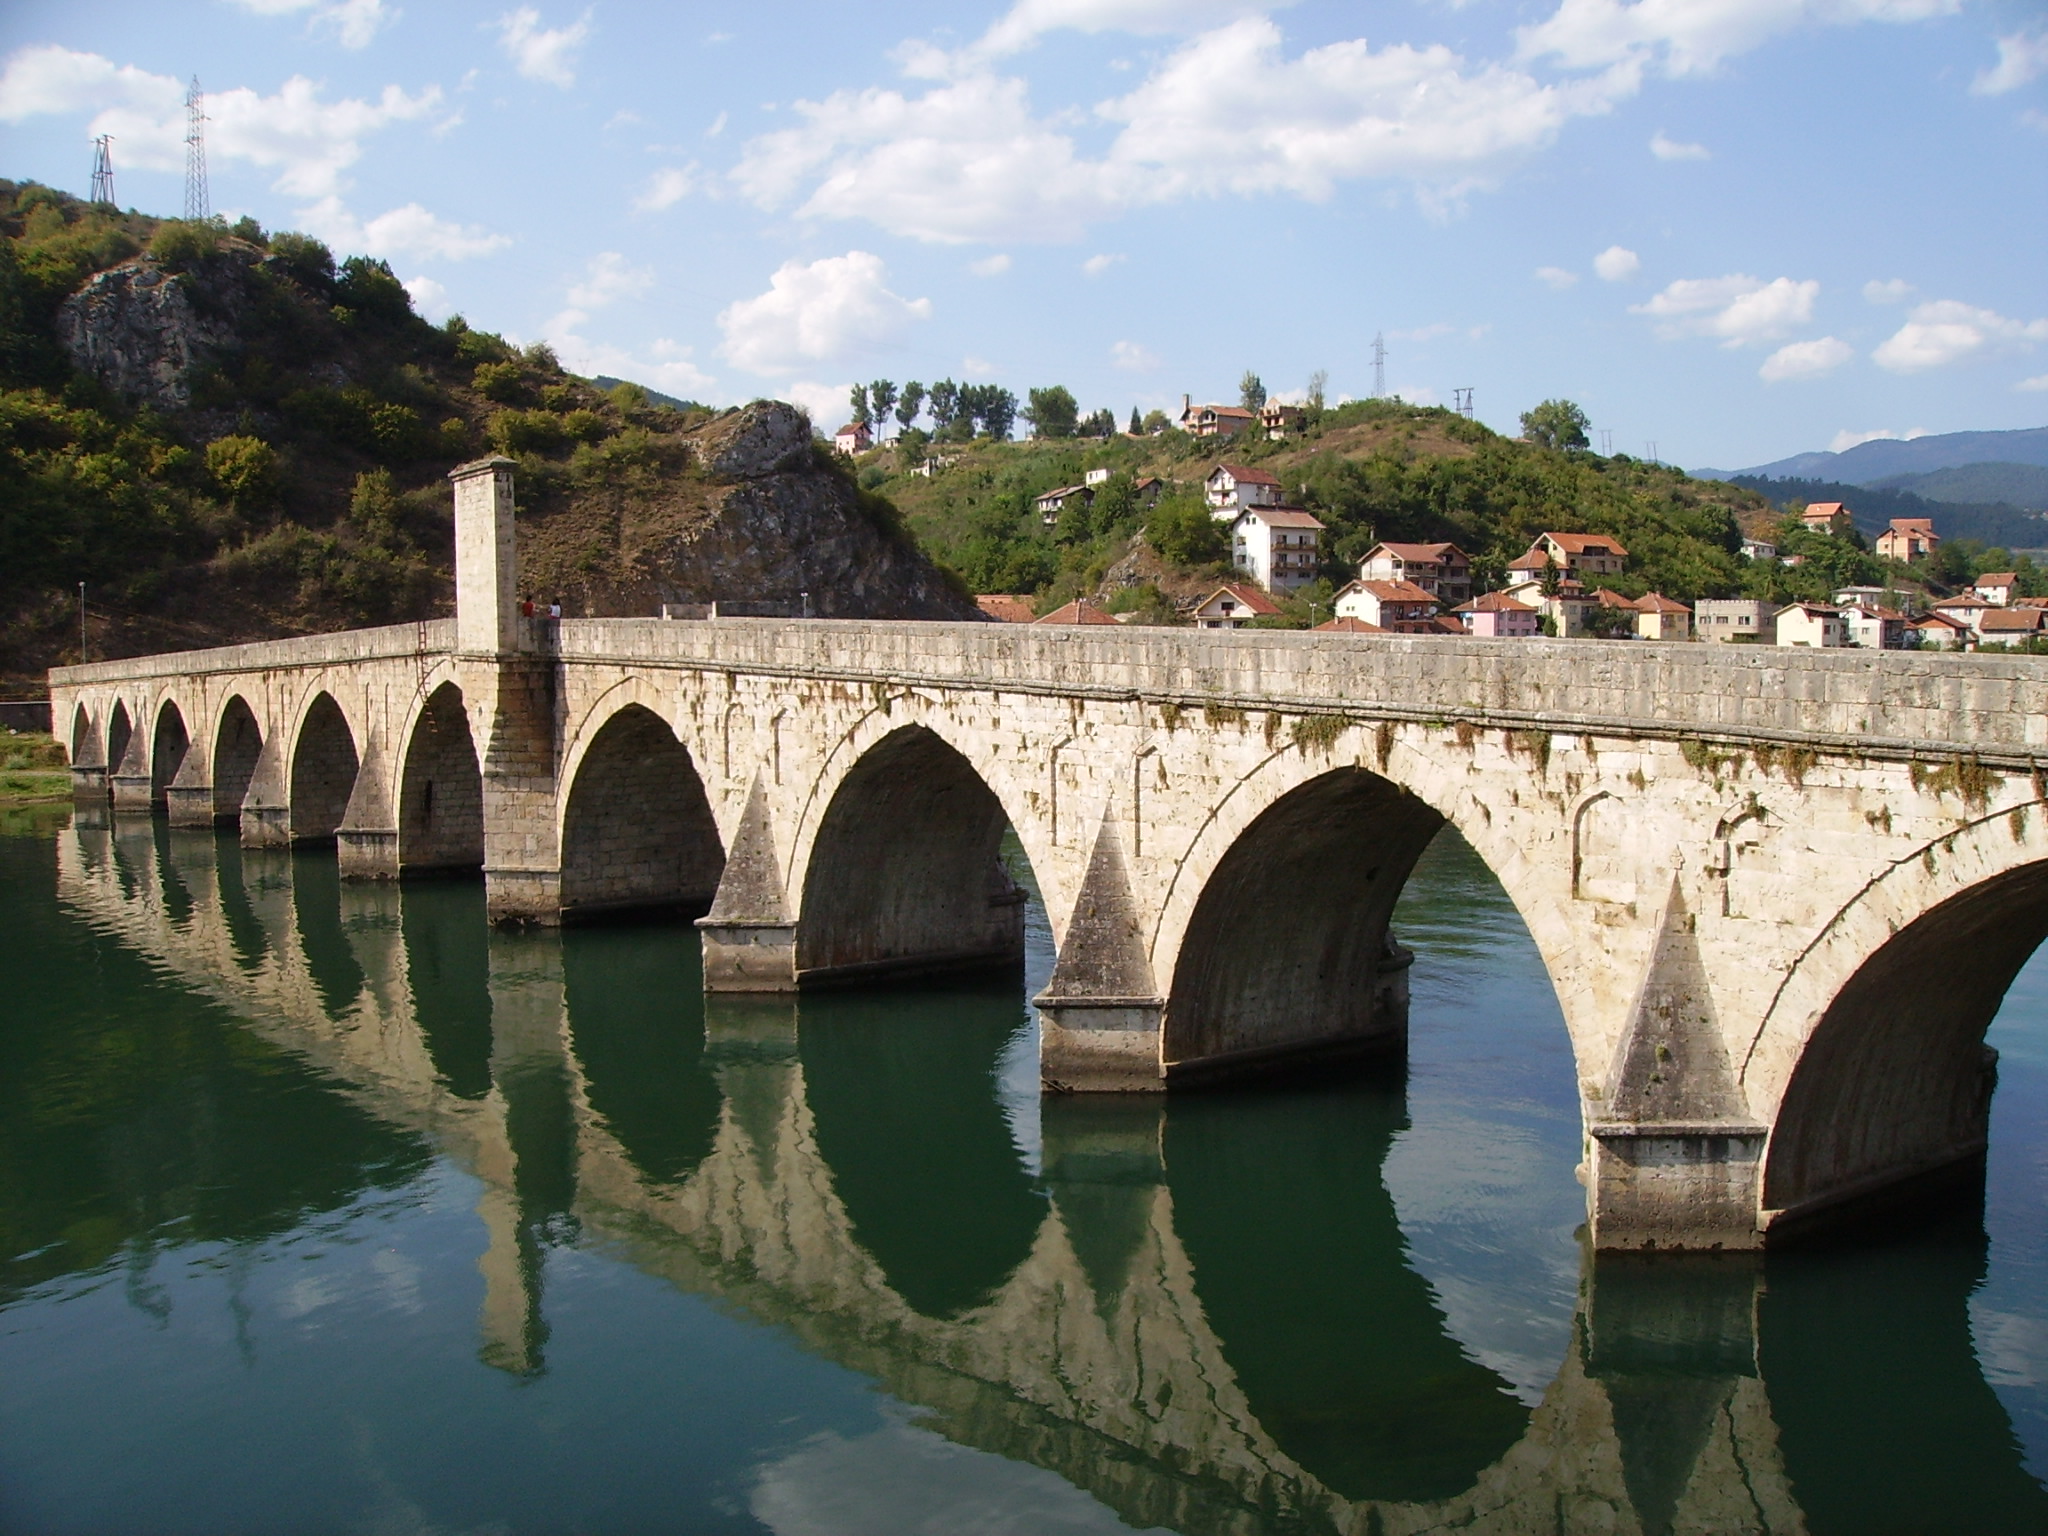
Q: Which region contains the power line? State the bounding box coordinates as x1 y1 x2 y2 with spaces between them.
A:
184 77 209 222
89 135 115 207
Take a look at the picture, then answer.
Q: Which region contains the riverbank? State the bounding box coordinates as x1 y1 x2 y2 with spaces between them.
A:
1 732 68 805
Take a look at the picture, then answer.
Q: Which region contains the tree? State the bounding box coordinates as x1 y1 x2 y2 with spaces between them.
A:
927 378 958 431
1146 495 1228 566
896 381 925 434
1128 406 1141 435
1520 398 1590 452
1140 408 1171 434
868 380 898 438
1240 370 1267 412
1305 368 1328 430
1024 384 1079 438
849 383 871 428
1093 472 1138 533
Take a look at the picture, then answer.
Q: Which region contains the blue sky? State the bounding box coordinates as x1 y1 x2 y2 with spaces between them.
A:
2 0 2044 469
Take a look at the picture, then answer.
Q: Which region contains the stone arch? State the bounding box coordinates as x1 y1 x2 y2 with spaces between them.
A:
1571 791 1635 905
1162 765 1444 1074
70 701 100 767
1752 811 2048 1226
397 682 484 874
211 695 263 823
559 702 723 916
289 691 361 845
1149 727 1588 1081
793 721 1027 984
149 698 191 810
105 699 133 788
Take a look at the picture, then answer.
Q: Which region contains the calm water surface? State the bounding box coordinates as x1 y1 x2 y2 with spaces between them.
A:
2 808 2046 1535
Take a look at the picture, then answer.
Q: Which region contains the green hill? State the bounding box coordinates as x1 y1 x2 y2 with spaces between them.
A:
1871 462 2048 512
858 406 1940 620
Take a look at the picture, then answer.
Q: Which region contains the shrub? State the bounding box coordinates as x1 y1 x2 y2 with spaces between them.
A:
489 408 568 455
472 361 526 403
267 231 334 286
561 409 608 444
334 256 413 323
205 434 278 506
149 219 223 272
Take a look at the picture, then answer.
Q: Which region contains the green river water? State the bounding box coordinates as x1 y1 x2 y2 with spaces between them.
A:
1 806 2044 1534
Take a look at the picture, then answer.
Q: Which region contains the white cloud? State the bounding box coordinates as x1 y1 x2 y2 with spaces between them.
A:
707 110 728 138
1593 244 1640 280
229 0 396 50
1111 339 1160 371
1535 265 1579 289
970 0 1286 63
566 251 653 310
2016 374 2048 392
1974 27 2048 95
1518 0 1958 80
969 253 1012 276
1082 253 1123 276
402 272 451 320
1632 273 1818 345
735 16 1637 244
962 355 1000 378
496 7 590 89
783 380 855 428
548 321 717 401
635 165 697 211
299 196 510 259
717 251 932 375
1829 426 1929 452
0 46 442 198
1873 299 2048 373
1649 130 1708 160
1759 335 1852 381
1863 277 1913 305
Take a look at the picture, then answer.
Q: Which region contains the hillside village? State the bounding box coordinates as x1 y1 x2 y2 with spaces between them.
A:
840 388 2048 652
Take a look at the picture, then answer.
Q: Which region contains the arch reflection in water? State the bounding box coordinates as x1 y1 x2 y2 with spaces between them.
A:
38 820 2048 1535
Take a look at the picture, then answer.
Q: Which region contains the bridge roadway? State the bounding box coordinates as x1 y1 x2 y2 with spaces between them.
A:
47 457 2048 1249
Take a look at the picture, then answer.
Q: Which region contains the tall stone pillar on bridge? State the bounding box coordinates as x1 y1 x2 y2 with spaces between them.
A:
449 457 563 923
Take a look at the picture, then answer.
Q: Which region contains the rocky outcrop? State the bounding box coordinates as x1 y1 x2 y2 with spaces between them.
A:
526 401 986 623
57 255 250 409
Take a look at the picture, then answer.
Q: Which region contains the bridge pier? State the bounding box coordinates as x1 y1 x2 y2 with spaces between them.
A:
165 738 216 827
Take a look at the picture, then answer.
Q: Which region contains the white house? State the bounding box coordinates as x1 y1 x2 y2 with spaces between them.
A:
832 421 872 454
1695 599 1775 642
1932 592 1995 634
1912 612 1972 650
1334 578 1440 632
1978 607 2044 646
1260 402 1305 439
1974 572 2019 607
1035 484 1094 525
1084 467 1112 487
1776 602 1848 648
1740 536 1779 562
1500 574 1596 637
1190 583 1279 629
1205 463 1284 517
1232 505 1324 593
1839 602 1909 650
1357 542 1473 607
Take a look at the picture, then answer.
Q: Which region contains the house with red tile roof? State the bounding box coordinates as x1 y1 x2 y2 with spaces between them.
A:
1314 615 1387 634
1358 542 1473 606
1508 532 1629 580
975 594 1037 624
1801 501 1853 534
1333 578 1440 633
832 421 872 454
1180 397 1257 438
1205 462 1284 516
1230 504 1323 593
1190 582 1280 629
1032 598 1120 625
1452 590 1539 637
1875 517 1939 560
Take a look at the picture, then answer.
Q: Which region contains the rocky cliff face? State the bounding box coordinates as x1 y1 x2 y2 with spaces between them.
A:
56 252 253 409
520 401 986 622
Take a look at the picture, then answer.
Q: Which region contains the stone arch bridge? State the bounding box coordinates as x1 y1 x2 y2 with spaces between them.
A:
48 458 2048 1249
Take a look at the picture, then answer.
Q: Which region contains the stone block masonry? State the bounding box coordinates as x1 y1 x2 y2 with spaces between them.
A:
49 467 2048 1252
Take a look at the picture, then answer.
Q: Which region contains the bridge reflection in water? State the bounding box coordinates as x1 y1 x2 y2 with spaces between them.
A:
43 817 2048 1536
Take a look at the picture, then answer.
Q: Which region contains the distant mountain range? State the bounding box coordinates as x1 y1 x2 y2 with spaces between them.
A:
1694 426 2048 489
1871 461 2048 510
590 375 705 413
